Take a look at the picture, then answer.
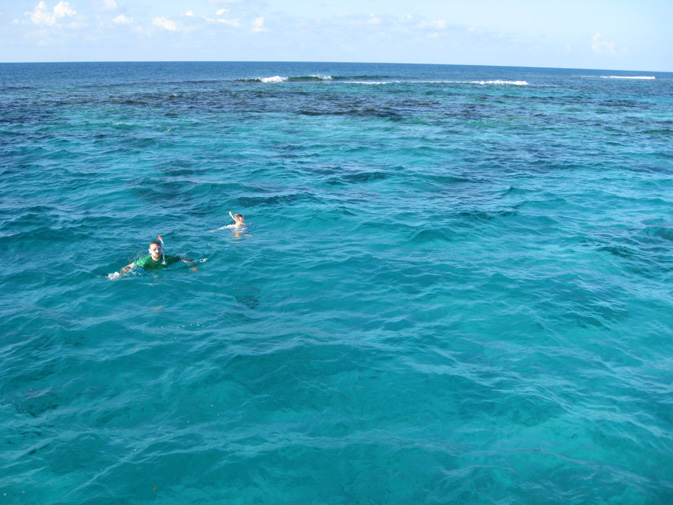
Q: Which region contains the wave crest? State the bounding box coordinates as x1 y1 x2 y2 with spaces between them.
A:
235 75 530 86
600 76 656 80
237 75 335 83
469 80 529 86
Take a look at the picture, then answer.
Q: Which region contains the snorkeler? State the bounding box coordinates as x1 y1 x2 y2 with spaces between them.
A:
212 211 247 231
228 211 246 228
113 237 198 277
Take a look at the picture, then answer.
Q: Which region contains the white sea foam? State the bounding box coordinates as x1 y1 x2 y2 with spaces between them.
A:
417 80 530 85
405 80 530 85
340 79 529 86
600 76 656 80
469 80 529 86
260 76 288 83
258 75 332 83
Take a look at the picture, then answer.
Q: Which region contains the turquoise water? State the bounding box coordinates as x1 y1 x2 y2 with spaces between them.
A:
1 62 673 504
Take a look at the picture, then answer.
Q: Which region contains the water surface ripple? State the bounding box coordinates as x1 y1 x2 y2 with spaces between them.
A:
1 62 673 505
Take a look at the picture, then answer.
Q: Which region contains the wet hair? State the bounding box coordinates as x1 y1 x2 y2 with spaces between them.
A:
234 214 244 220
149 240 162 248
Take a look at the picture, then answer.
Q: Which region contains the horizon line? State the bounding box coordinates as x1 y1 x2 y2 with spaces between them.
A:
0 60 669 74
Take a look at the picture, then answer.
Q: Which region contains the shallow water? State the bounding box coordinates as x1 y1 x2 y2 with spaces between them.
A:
1 62 673 504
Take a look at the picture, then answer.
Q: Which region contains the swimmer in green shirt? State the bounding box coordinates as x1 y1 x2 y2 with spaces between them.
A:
118 240 198 275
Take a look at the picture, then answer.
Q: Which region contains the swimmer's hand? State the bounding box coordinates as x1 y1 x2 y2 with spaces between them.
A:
181 258 199 272
112 263 135 278
190 258 207 270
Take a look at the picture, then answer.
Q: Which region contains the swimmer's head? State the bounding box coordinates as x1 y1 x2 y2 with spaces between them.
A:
233 213 245 224
149 240 163 261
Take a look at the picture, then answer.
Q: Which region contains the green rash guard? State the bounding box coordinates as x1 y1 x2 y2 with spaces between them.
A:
134 254 182 271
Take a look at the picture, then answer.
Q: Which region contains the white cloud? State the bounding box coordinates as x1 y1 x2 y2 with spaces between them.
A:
54 1 76 18
205 7 240 26
417 19 448 30
251 17 266 32
218 17 240 27
152 17 177 31
591 33 615 55
347 13 386 26
185 11 194 17
113 14 132 25
25 1 76 26
101 0 117 11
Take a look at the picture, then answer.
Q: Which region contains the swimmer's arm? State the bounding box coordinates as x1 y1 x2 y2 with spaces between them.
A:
109 261 136 279
181 258 199 272
119 262 136 275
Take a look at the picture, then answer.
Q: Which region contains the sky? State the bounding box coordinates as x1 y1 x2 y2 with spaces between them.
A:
1 0 672 71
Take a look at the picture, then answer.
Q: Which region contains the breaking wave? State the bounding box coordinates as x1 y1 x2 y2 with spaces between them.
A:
601 76 656 80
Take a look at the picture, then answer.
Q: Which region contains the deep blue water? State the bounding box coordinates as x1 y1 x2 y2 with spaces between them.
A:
1 61 673 504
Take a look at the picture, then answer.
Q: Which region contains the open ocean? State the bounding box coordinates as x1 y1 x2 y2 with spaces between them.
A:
1 61 672 504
